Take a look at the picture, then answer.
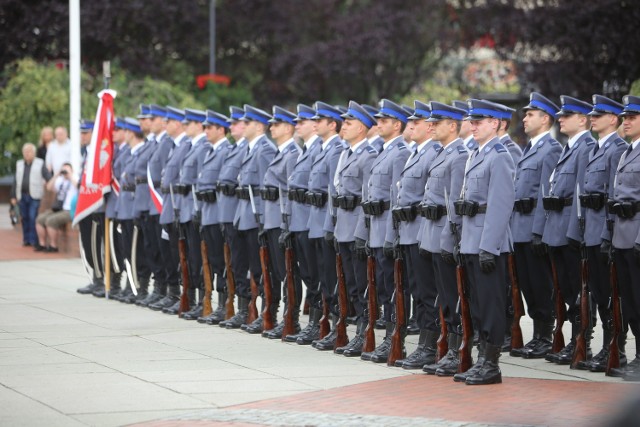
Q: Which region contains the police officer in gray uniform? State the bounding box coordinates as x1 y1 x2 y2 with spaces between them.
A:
194 110 233 325
334 101 378 357
391 101 443 369
176 109 209 320
577 95 627 371
359 99 411 363
510 93 562 359
216 106 250 326
364 104 385 155
457 99 515 385
307 102 348 350
453 100 478 152
283 104 324 344
158 107 192 315
225 105 277 329
257 106 300 337
543 96 596 365
609 95 640 381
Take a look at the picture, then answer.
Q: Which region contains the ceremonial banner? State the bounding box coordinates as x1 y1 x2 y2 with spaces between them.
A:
72 89 117 226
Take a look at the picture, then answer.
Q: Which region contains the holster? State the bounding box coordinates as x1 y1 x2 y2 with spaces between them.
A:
542 196 572 212
337 195 361 211
420 204 445 221
579 192 606 211
305 191 328 207
260 186 279 201
287 188 308 203
217 182 238 196
513 197 536 214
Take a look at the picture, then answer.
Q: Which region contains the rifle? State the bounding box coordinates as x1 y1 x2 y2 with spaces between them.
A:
258 188 274 331
387 242 406 366
223 236 236 319
550 257 566 353
445 189 472 373
571 183 590 369
246 186 261 324
193 189 213 317
170 184 190 315
436 299 448 362
334 251 349 350
319 293 331 339
508 251 524 350
606 207 621 375
363 226 378 353
280 186 297 340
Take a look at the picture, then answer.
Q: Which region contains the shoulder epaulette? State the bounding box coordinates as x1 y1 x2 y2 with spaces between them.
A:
434 144 443 152
548 138 560 146
585 137 595 146
397 144 406 151
614 136 626 146
494 143 507 153
457 145 468 153
365 145 377 154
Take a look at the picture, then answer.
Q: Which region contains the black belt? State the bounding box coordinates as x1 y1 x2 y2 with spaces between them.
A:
216 182 237 196
420 204 446 221
260 186 279 201
454 200 487 217
135 177 148 184
608 200 640 219
173 184 192 195
306 191 328 208
122 184 136 192
235 186 260 200
513 198 537 214
393 205 420 222
542 196 572 212
336 195 361 211
362 200 390 216
579 193 606 211
197 190 217 203
332 196 340 208
152 181 161 188
161 186 170 194
288 188 308 203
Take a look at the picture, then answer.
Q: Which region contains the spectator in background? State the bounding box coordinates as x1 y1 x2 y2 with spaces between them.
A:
34 162 78 253
45 126 72 174
10 143 50 246
36 126 54 160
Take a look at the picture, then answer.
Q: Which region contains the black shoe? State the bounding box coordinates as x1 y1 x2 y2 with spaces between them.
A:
398 345 437 370
162 300 181 315
312 329 338 351
121 291 139 304
501 335 512 353
77 282 99 295
510 337 539 357
424 349 457 375
114 287 132 302
296 324 321 345
342 335 365 357
263 321 285 339
34 243 46 252
149 294 179 311
223 311 248 329
546 341 575 364
465 345 502 385
244 316 264 334
182 304 203 320
92 285 106 298
205 307 227 325
362 337 391 363
136 290 163 307
407 318 420 335
46 246 59 253
522 338 552 359
375 318 386 330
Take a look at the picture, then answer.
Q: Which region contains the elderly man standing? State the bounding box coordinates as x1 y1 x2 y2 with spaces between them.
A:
10 143 49 246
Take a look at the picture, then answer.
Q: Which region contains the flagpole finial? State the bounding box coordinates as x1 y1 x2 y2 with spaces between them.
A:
103 61 111 89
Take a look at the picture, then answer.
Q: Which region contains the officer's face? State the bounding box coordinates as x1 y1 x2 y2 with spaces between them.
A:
80 131 92 146
150 117 165 134
432 120 454 143
377 117 400 140
590 113 616 134
403 120 416 142
113 128 125 144
315 118 334 138
229 120 247 141
295 119 316 141
165 119 182 136
458 120 471 139
412 120 430 143
470 118 498 144
270 122 293 143
523 110 545 136
139 118 151 133
623 114 640 140
558 113 582 136
342 119 364 144
204 124 219 142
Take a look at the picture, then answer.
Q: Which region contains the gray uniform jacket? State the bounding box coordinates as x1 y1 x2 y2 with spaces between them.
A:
307 135 346 238
147 131 173 215
460 137 515 255
287 136 322 232
217 138 247 224
543 132 595 246
263 141 299 231
359 136 410 248
369 136 384 154
501 135 523 165
511 133 561 242
395 140 441 245
133 140 154 217
581 133 626 246
159 135 191 225
178 134 208 224
234 135 277 231
611 144 640 249
106 143 128 219
419 139 468 253
115 147 134 220
198 138 232 226
334 141 377 243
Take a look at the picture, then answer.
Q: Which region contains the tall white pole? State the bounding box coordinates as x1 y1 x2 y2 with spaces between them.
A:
69 0 81 173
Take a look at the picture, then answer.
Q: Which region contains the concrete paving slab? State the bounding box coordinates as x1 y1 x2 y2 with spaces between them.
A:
160 377 316 394
128 368 279 383
0 385 85 427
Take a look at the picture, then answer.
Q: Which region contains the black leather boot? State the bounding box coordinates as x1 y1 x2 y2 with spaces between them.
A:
511 320 540 357
375 306 385 329
114 283 133 302
501 314 513 352
454 340 485 383
365 321 395 363
407 316 420 335
295 308 322 345
128 277 149 304
466 343 502 385
313 314 341 350
182 289 204 320
199 291 227 324
546 320 578 364
137 281 166 307
523 320 553 359
570 318 594 369
341 319 365 357
149 285 180 311
260 301 281 338
222 297 249 329
424 333 459 375
397 329 438 369
77 280 100 295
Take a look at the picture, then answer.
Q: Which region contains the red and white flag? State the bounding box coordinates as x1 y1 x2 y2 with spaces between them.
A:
72 89 117 226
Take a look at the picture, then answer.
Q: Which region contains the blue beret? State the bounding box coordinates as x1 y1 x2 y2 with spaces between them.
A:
149 104 166 118
409 100 431 120
485 101 515 120
427 101 466 121
137 104 152 119
269 106 297 125
374 99 409 124
557 96 592 117
123 117 141 133
182 108 206 124
589 94 623 116
522 92 559 117
204 110 230 128
114 117 127 130
295 104 316 122
228 106 244 122
620 95 640 117
465 99 505 120
312 101 343 122
240 104 272 125
341 101 377 129
165 107 185 122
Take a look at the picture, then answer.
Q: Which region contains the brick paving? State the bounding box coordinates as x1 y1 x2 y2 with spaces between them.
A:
0 223 80 261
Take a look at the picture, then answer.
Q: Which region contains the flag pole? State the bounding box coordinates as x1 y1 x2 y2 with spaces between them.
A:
69 0 81 175
102 61 112 298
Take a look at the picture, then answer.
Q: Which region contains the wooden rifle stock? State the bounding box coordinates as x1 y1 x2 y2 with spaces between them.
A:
387 252 406 366
282 245 297 340
606 258 621 375
334 252 349 350
259 242 274 331
456 262 473 373
319 293 331 339
363 255 378 352
223 241 236 319
177 228 191 315
201 239 213 317
436 306 448 362
247 273 259 324
550 258 566 353
571 253 590 369
508 252 524 350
